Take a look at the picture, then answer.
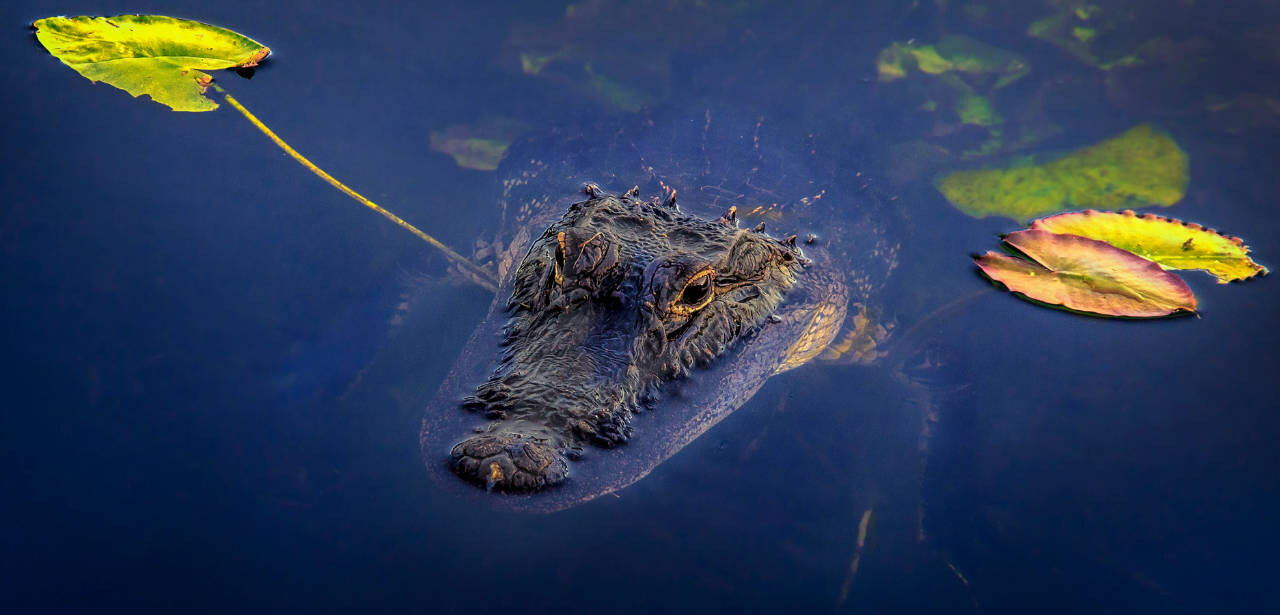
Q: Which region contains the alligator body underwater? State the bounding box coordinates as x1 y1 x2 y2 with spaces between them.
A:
419 106 902 511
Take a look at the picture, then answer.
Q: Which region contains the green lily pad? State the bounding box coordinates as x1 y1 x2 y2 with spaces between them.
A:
33 15 269 112
1031 210 1269 284
936 124 1189 222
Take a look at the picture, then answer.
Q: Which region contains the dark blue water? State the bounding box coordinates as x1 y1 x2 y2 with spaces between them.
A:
3 1 1279 612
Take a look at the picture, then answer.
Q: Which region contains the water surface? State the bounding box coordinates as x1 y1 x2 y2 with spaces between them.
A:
3 1 1279 612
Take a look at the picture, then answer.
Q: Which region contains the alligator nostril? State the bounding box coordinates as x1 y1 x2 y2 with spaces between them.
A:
485 460 505 491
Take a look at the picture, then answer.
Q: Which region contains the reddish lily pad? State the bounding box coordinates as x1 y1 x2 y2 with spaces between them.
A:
976 229 1197 318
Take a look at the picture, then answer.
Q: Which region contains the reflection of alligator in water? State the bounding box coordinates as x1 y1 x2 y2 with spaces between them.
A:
419 105 902 511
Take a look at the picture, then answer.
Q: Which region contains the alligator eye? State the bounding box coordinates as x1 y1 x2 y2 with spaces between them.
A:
670 268 715 315
680 277 710 305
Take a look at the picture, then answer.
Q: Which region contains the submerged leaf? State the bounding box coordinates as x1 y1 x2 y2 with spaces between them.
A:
33 15 269 112
937 124 1188 221
500 0 749 111
976 229 1197 318
429 119 530 171
1027 6 1143 71
956 93 1001 127
876 35 1030 89
1031 210 1269 283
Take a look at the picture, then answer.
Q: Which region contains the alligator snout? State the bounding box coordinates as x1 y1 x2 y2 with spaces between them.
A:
450 432 569 492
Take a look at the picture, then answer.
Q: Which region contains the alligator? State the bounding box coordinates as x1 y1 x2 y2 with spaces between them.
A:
419 106 902 511
449 185 814 492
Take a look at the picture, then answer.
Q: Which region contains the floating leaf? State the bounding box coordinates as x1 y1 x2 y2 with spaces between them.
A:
1031 210 1269 283
937 124 1188 221
33 15 269 112
976 229 1197 318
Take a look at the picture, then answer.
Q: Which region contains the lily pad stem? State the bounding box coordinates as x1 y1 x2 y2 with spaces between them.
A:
212 85 498 292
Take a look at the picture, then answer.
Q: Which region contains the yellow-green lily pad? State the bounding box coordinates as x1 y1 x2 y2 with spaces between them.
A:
33 15 269 112
1031 210 1269 284
936 124 1188 222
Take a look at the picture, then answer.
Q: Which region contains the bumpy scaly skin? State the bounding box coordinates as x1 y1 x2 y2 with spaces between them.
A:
450 190 807 492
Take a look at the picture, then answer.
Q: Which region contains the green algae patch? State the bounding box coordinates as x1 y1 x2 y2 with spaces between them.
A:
937 124 1188 221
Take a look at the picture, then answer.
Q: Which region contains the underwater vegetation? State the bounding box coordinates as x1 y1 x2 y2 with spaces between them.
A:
936 124 1188 222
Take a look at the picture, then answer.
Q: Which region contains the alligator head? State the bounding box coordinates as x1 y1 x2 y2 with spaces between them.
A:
448 189 809 493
